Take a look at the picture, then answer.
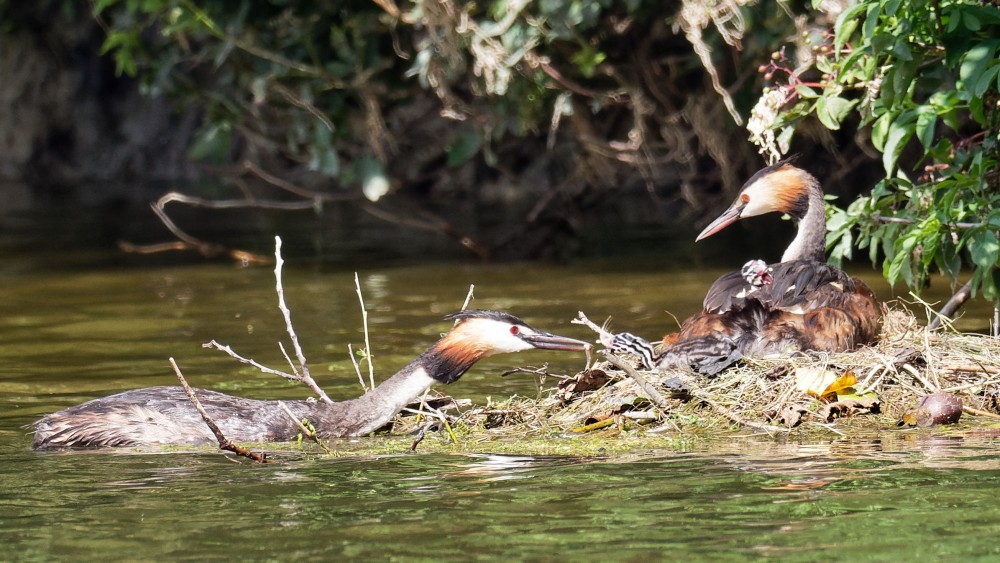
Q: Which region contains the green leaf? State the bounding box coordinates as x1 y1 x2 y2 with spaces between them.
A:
963 8 982 31
971 230 1000 270
915 106 937 150
890 58 918 103
825 96 856 125
970 94 986 125
445 131 482 167
794 85 819 99
99 31 131 55
188 123 231 164
871 112 892 151
959 39 1000 86
92 0 119 15
834 4 866 53
886 235 915 286
308 147 340 177
883 110 917 174
862 3 880 41
888 38 913 62
974 65 1000 98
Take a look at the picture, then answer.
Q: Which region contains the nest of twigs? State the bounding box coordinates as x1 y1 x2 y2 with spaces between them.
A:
398 309 1000 439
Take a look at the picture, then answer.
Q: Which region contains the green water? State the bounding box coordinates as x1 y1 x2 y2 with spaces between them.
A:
3 250 1000 560
7 439 1000 560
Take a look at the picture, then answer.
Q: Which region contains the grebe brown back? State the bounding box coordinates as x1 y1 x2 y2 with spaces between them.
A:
656 162 881 374
32 310 587 448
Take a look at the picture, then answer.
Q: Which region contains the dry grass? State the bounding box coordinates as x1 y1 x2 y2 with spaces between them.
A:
395 309 1000 441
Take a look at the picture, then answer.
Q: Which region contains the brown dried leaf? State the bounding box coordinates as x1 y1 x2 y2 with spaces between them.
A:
817 396 880 421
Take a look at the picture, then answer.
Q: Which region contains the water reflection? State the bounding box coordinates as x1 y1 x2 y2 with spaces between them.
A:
7 435 1000 559
4 255 1000 559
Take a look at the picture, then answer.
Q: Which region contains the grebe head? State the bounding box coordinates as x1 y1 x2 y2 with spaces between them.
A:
696 161 818 241
440 310 589 356
421 310 588 385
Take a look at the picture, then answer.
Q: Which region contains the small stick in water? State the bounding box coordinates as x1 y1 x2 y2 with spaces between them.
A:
170 358 267 463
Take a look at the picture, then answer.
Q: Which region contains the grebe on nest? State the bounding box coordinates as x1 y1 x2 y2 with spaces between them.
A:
654 161 881 374
33 310 587 448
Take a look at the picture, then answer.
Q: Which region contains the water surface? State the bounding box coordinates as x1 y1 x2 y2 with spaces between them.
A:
2 247 999 560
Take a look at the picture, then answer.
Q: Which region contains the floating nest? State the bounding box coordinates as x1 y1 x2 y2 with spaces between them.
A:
396 309 1000 441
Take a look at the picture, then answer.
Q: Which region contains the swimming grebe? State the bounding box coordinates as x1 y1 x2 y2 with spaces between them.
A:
33 310 588 448
655 162 881 374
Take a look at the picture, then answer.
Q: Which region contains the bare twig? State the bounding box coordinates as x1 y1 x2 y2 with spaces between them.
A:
602 352 670 411
404 403 459 451
354 272 376 391
202 238 334 402
348 343 369 392
902 362 938 392
274 236 333 404
241 161 356 202
501 365 572 380
358 203 490 259
572 310 611 339
277 401 332 453
929 279 974 331
461 284 475 311
963 405 1000 419
269 85 336 134
202 340 300 381
278 342 300 377
694 390 791 434
571 418 617 433
169 357 267 462
120 188 317 261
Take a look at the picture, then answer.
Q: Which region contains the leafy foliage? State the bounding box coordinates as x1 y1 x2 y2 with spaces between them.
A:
81 0 781 259
72 0 1000 288
749 0 1000 302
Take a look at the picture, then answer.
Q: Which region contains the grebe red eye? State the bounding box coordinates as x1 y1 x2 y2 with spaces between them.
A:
741 193 750 204
509 326 519 335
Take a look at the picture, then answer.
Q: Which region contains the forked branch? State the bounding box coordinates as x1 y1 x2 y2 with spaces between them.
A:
203 236 334 404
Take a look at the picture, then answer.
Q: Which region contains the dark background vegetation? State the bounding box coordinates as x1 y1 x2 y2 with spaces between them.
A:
1 1 997 304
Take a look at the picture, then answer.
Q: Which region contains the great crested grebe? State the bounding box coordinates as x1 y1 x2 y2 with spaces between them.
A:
33 310 587 448
654 161 881 374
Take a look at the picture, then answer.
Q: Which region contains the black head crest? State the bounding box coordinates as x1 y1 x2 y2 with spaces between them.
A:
444 309 527 326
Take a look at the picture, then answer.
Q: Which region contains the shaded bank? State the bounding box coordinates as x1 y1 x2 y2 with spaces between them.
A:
1 2 890 263
0 4 198 185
